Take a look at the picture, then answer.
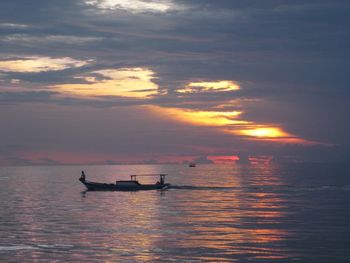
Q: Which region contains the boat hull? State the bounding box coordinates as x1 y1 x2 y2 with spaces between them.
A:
80 180 170 191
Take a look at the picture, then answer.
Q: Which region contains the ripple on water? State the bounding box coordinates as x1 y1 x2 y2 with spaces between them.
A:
0 164 349 262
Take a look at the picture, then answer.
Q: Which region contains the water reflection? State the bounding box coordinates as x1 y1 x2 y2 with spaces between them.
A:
3 163 347 261
145 163 294 261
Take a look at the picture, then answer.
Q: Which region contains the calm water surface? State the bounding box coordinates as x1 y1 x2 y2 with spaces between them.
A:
0 163 350 262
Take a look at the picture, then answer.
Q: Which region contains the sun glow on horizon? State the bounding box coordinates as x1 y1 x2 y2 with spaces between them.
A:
237 127 291 138
51 65 313 146
229 127 315 144
148 105 311 144
207 155 239 164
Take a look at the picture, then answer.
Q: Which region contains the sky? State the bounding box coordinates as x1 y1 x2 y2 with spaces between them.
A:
0 0 349 165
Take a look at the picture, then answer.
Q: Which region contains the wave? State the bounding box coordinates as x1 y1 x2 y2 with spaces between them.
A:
0 245 37 251
168 184 350 192
0 244 74 251
168 185 240 191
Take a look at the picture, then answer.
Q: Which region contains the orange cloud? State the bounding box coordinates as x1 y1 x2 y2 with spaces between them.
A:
227 126 316 144
177 80 240 93
148 105 313 145
148 106 246 126
236 127 290 138
0 56 88 73
52 70 315 146
54 67 159 98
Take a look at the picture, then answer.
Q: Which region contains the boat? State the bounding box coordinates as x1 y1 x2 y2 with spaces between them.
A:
79 171 170 191
189 162 196 167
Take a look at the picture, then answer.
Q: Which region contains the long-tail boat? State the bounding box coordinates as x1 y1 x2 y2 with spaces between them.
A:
79 171 170 191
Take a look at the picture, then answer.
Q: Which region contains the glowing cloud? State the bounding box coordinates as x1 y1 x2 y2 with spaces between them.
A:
149 106 311 144
0 56 88 73
178 80 240 93
86 0 177 13
237 127 291 138
55 67 159 98
149 106 246 126
229 126 314 144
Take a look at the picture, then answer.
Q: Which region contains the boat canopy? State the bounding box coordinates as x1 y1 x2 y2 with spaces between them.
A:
130 174 167 181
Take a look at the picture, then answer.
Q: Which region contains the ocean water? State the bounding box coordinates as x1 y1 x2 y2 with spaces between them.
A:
0 163 349 262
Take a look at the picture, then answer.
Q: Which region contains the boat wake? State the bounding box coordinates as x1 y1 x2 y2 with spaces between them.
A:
168 184 350 191
168 185 240 191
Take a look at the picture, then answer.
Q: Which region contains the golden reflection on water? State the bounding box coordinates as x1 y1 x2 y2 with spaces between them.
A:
0 164 295 262
153 163 292 261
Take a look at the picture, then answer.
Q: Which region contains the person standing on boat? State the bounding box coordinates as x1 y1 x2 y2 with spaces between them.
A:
80 171 86 183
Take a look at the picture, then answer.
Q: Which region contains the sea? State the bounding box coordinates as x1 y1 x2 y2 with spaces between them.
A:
0 163 349 262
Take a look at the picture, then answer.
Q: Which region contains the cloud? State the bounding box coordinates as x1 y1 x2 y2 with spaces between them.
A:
0 91 58 104
148 105 314 145
55 67 159 98
177 80 240 93
236 127 291 138
1 35 103 46
0 23 29 29
0 56 89 73
228 126 315 145
0 0 349 164
85 0 181 13
149 106 244 126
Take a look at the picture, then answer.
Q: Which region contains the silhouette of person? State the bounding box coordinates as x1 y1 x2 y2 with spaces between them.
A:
80 171 86 182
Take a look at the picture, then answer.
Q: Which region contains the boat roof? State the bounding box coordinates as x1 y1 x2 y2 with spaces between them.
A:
130 174 167 177
130 174 167 181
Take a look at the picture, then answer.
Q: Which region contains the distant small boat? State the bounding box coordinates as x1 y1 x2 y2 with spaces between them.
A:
79 172 170 191
189 162 196 167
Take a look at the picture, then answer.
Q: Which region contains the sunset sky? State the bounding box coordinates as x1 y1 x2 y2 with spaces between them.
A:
0 0 349 165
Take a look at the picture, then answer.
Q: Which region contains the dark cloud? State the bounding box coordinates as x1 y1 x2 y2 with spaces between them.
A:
0 0 349 164
0 91 58 103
